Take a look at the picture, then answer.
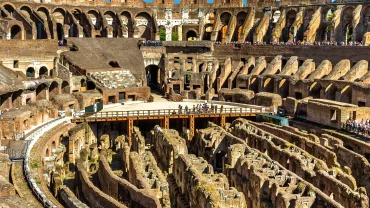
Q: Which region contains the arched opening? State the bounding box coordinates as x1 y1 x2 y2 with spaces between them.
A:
10 25 22 39
217 12 231 44
279 79 289 98
36 83 48 100
263 78 274 93
86 81 96 90
39 66 48 77
120 11 132 37
303 9 315 30
26 67 35 78
186 30 197 41
104 11 117 37
56 23 64 40
3 4 15 17
234 12 247 41
340 86 352 103
135 12 152 40
308 82 322 98
53 8 65 39
284 10 298 42
62 81 70 93
46 148 50 157
145 65 160 88
49 81 59 97
342 7 354 43
87 10 100 31
325 84 337 101
249 78 258 93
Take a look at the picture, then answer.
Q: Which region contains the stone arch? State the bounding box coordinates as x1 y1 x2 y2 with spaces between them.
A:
10 24 23 39
2 3 15 16
135 12 153 40
49 81 59 97
26 67 35 77
233 11 248 41
339 85 352 103
263 78 274 93
104 11 117 37
325 84 337 101
39 66 48 77
120 11 132 37
36 83 48 100
62 81 70 93
342 6 355 43
217 12 232 43
88 10 100 30
318 8 334 41
53 8 66 24
186 29 197 41
279 79 289 98
284 9 298 42
36 6 50 18
308 82 322 98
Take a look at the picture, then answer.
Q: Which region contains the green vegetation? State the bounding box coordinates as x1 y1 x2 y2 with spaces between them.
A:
30 160 40 169
159 28 179 41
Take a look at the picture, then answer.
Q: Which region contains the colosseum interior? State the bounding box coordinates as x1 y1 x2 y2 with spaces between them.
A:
1 0 370 207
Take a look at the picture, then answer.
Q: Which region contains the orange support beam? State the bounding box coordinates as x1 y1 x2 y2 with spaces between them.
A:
127 118 134 146
189 115 195 140
220 116 226 128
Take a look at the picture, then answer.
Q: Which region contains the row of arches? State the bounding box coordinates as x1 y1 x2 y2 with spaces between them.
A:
1 3 157 40
26 66 50 78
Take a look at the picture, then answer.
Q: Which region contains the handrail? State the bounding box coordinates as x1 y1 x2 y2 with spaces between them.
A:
73 106 272 119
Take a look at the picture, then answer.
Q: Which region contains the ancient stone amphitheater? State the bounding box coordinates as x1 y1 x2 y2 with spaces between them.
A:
1 0 370 207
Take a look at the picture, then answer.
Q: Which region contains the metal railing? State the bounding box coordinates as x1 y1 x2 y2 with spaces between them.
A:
73 106 272 119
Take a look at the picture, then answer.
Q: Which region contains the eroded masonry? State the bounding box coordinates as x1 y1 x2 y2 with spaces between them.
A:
1 0 370 207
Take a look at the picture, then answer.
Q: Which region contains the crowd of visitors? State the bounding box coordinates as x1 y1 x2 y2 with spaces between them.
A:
344 118 370 136
214 40 366 46
173 103 224 115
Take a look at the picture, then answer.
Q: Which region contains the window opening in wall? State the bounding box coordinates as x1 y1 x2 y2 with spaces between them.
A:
108 95 115 103
13 60 19 68
358 101 366 107
174 57 180 64
187 57 193 64
119 92 126 101
330 109 337 122
295 92 302 99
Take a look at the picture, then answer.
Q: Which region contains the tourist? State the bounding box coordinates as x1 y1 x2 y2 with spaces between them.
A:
220 105 224 113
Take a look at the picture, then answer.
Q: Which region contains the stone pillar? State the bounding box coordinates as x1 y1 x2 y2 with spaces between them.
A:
178 25 183 41
165 25 172 41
